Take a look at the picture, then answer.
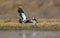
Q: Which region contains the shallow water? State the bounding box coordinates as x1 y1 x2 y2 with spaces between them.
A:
0 30 60 38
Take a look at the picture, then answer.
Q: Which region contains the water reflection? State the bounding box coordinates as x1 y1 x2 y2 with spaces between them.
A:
0 30 60 38
19 32 60 38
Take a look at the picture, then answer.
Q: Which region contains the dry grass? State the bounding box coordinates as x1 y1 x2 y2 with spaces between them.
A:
0 18 60 30
0 18 60 23
0 23 60 30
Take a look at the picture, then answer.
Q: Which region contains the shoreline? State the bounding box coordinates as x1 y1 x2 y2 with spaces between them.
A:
0 30 60 32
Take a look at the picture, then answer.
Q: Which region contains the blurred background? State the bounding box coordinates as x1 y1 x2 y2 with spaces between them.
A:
0 0 60 23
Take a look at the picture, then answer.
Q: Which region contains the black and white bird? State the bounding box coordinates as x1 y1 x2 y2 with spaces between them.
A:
18 6 38 24
18 6 27 23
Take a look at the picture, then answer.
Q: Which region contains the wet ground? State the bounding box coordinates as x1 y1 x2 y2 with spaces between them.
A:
0 30 60 38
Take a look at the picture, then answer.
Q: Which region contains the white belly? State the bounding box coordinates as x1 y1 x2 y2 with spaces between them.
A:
21 13 27 21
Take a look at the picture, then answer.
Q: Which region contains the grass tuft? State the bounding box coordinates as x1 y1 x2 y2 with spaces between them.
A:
0 23 60 30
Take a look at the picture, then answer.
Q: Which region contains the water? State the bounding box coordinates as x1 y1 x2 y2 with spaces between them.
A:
0 30 60 38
